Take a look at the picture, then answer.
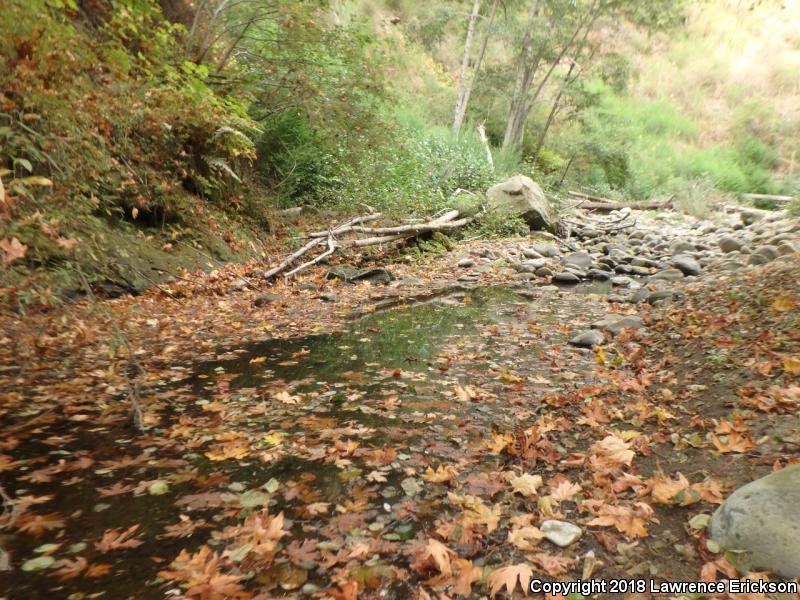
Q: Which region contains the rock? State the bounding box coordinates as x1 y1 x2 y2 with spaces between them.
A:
710 464 800 578
325 265 359 281
672 241 696 253
631 257 658 268
254 294 281 307
755 245 779 261
569 330 605 348
486 175 557 231
562 251 593 269
720 261 746 271
718 237 742 253
741 210 763 226
592 314 644 335
587 269 613 281
522 247 544 259
231 278 249 291
297 283 319 291
395 277 424 287
523 258 548 269
611 276 635 287
457 258 476 268
326 266 394 284
629 265 652 276
535 266 553 278
607 293 632 304
669 255 701 276
748 253 769 266
647 269 684 283
647 289 682 305
530 244 560 258
552 272 581 284
541 520 582 547
563 266 587 278
777 242 796 256
319 293 338 302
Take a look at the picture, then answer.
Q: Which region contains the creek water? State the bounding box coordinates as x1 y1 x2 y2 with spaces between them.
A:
1 283 610 598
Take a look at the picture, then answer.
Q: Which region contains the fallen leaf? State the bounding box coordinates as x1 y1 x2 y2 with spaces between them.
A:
487 563 533 597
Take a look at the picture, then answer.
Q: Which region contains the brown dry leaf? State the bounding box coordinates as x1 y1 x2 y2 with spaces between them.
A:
205 440 250 461
585 501 654 538
487 563 533 597
550 479 582 502
507 526 543 551
52 557 88 580
451 558 482 596
458 494 501 533
454 383 479 402
423 464 458 483
159 545 248 599
508 473 543 497
710 432 755 453
95 524 144 551
410 538 456 577
783 356 800 375
0 237 27 265
528 552 576 577
85 563 113 578
16 512 65 536
772 293 797 312
590 435 635 470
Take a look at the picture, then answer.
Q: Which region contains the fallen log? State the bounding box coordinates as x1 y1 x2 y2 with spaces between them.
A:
741 193 793 203
566 198 672 212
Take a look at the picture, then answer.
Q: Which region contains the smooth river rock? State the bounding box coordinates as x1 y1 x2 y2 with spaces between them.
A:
569 330 605 348
541 520 582 547
710 464 800 578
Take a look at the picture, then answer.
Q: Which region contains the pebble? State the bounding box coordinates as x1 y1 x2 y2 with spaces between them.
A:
552 272 581 284
541 520 582 547
569 330 605 348
254 294 281 307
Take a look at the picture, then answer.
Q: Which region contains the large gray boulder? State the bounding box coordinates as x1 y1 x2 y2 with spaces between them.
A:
486 176 557 232
710 464 800 577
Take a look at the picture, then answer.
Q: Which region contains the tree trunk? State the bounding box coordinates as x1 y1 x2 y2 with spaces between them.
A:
452 0 500 137
452 0 481 137
502 0 540 149
502 2 599 151
531 61 576 162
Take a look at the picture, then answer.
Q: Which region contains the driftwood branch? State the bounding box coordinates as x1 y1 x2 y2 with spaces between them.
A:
741 193 793 203
262 210 481 281
566 190 673 212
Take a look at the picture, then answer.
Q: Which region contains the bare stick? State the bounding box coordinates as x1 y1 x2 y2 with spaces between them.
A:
284 235 337 280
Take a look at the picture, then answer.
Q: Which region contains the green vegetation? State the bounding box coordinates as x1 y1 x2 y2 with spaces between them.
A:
1 0 797 306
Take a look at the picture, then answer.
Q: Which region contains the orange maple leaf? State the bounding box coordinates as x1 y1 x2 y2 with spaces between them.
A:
95 524 144 551
16 512 65 536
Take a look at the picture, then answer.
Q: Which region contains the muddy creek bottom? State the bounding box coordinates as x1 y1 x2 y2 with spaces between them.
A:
1 285 610 599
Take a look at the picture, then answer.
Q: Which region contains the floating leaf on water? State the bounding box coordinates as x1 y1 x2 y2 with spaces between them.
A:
22 556 56 571
148 481 169 496
239 490 268 508
262 478 280 493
